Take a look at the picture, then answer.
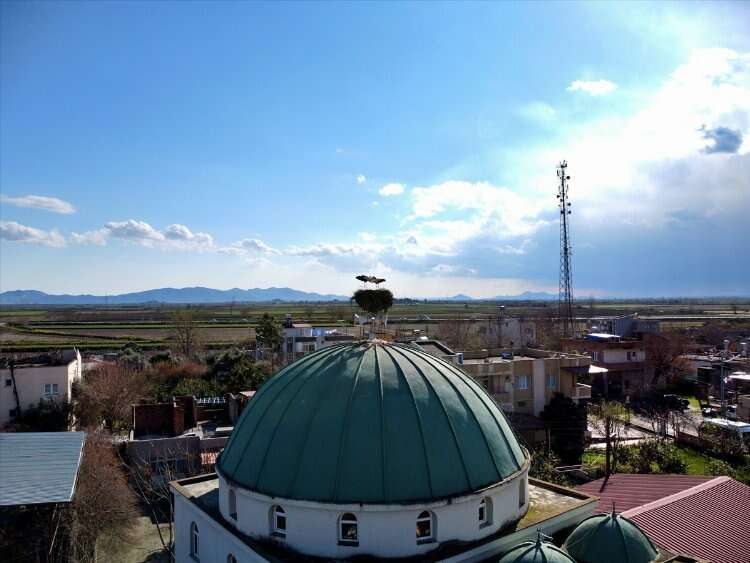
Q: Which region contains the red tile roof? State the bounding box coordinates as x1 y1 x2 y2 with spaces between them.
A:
623 477 750 563
576 473 713 513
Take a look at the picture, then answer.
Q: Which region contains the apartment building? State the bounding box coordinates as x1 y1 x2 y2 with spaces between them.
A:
0 349 81 427
562 333 654 399
458 347 593 416
281 315 356 363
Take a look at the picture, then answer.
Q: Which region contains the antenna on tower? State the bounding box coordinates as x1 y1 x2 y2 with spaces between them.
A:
557 160 574 338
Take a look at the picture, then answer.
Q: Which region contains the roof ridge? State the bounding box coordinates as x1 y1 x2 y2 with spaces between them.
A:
621 476 732 518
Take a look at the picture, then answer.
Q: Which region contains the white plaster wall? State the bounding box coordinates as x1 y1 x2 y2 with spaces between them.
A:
216 469 529 559
603 348 644 363
0 361 78 427
174 492 268 563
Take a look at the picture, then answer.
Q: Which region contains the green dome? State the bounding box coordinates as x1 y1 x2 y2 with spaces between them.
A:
499 538 575 563
563 512 658 563
218 342 527 504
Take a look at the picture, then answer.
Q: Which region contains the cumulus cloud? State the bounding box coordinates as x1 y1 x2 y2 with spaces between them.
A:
701 125 743 153
0 220 65 247
356 174 366 184
0 194 76 214
379 183 405 196
72 220 214 251
567 79 617 96
221 238 278 255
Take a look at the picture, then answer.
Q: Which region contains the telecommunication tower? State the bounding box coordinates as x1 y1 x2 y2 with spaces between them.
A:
557 161 574 337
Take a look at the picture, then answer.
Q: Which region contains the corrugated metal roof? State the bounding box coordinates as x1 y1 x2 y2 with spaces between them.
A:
0 431 85 506
219 342 527 504
623 477 750 563
576 474 713 513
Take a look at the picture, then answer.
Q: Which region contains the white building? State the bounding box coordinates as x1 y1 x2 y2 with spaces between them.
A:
281 315 355 363
0 349 81 427
171 341 533 562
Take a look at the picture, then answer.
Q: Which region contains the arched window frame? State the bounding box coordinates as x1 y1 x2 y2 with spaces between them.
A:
228 488 237 520
416 510 435 544
271 505 286 537
190 521 199 559
338 512 358 546
479 497 493 528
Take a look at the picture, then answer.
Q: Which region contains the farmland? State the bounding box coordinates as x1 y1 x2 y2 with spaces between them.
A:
1 297 748 354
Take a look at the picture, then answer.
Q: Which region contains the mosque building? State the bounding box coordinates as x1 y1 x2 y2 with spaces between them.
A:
170 341 691 562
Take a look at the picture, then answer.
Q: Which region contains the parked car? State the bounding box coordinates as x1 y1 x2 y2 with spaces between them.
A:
660 394 690 412
702 407 718 418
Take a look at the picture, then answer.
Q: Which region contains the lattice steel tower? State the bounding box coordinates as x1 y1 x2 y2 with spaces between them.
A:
557 161 574 337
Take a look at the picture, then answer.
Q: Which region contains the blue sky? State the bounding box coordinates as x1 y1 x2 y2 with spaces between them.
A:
1 1 749 298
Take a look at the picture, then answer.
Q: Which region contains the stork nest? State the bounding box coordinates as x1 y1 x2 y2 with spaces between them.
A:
352 288 394 315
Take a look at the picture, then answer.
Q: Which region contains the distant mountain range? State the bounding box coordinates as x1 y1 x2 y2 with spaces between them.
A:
0 287 349 305
0 287 560 305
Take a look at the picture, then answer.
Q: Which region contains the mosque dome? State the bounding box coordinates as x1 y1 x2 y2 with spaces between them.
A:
218 341 527 504
499 535 576 563
563 511 658 563
215 341 530 559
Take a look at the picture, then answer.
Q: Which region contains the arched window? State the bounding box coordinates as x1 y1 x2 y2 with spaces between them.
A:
190 521 199 558
228 489 237 520
339 513 358 545
519 478 526 508
227 555 237 563
479 497 492 527
271 505 286 537
416 510 434 543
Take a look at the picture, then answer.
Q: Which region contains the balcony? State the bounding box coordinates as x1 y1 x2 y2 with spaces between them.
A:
571 383 592 402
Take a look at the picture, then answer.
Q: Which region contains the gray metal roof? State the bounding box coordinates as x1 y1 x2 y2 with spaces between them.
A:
0 431 85 506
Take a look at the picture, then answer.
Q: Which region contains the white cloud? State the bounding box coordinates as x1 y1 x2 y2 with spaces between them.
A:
72 220 214 251
70 229 108 246
222 238 278 255
566 79 617 96
356 174 366 184
379 183 405 196
0 194 76 214
0 220 65 247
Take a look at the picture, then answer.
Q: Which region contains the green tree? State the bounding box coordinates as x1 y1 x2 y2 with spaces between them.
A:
207 348 269 393
540 393 587 464
589 400 630 477
256 313 282 367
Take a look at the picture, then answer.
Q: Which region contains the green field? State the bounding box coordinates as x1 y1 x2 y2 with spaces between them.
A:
1 297 748 353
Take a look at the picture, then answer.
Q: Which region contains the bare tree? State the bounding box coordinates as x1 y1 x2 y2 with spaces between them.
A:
70 431 139 562
171 309 203 361
438 315 479 351
122 440 203 557
645 333 689 387
74 363 145 432
589 400 630 477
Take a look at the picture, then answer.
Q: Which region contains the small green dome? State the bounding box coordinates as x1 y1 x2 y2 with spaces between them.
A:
218 342 527 504
563 512 658 563
499 538 575 563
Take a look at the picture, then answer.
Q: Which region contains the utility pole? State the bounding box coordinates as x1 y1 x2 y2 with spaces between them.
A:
557 161 574 338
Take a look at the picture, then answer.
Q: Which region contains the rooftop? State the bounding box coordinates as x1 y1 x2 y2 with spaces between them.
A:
575 474 714 513
622 476 750 563
0 431 85 506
